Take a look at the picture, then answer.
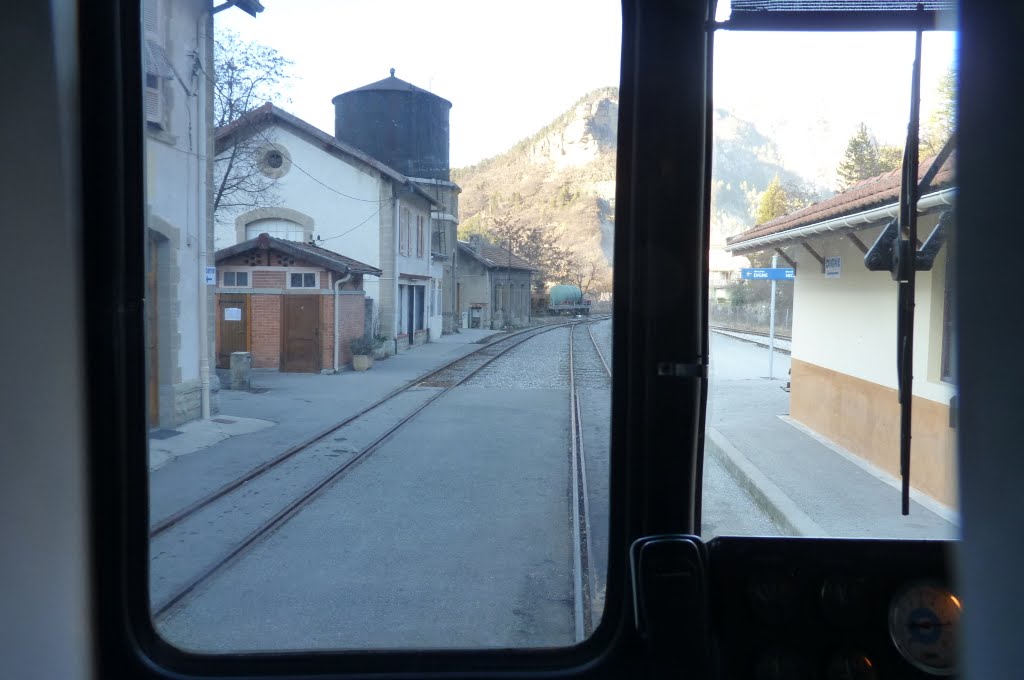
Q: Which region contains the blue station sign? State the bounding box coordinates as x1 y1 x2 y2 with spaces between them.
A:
741 267 795 281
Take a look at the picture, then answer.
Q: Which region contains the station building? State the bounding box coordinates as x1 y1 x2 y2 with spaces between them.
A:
214 233 380 373
726 154 957 508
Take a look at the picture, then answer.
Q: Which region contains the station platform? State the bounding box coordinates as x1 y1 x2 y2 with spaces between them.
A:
706 330 958 539
148 328 512 489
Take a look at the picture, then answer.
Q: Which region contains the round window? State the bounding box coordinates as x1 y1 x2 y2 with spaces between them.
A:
265 150 284 169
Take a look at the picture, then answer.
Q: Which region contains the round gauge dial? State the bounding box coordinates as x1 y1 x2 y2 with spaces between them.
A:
888 582 961 675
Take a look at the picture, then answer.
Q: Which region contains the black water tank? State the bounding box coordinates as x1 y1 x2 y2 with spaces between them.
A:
332 69 452 181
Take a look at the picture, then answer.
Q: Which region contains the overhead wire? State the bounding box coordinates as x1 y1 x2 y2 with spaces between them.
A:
316 198 393 243
254 128 380 202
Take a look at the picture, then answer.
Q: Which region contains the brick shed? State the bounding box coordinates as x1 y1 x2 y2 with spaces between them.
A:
215 233 381 373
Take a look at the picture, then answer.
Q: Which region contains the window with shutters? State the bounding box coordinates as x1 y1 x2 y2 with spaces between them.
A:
142 0 169 128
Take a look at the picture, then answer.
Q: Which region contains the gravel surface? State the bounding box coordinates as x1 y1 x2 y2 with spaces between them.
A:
463 326 570 390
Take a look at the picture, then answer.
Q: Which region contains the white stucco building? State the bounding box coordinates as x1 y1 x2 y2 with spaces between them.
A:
727 155 957 508
214 104 443 349
143 0 263 426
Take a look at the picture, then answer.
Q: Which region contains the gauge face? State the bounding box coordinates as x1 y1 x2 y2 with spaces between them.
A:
889 582 961 675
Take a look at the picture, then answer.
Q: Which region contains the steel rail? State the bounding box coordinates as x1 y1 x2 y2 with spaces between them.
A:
567 321 600 641
586 321 612 379
708 324 792 342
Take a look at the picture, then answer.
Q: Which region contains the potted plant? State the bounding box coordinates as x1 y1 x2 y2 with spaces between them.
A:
350 337 374 371
372 335 388 360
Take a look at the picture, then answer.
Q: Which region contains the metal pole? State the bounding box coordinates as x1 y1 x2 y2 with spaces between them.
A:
769 253 777 380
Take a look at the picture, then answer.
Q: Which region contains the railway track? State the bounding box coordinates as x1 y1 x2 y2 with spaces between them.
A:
567 319 612 640
150 318 608 619
709 324 792 342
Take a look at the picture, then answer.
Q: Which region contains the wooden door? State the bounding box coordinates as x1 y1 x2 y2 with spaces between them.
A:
146 240 159 426
281 295 320 372
217 293 249 369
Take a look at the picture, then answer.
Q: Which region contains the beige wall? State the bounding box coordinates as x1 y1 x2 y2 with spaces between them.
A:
791 359 958 508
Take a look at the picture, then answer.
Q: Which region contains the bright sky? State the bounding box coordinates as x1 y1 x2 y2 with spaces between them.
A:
217 1 957 179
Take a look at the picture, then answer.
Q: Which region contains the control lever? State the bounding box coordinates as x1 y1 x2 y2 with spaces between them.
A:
630 535 710 679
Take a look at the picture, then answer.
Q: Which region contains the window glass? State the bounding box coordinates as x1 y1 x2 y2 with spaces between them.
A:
144 0 619 653
703 28 959 541
246 218 304 242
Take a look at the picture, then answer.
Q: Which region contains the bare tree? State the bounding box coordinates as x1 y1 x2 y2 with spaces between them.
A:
212 30 293 220
486 212 570 293
562 251 604 299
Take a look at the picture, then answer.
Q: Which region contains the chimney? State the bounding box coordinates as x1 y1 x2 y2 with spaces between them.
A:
469 234 483 253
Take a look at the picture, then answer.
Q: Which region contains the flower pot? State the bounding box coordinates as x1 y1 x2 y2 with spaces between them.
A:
352 354 373 371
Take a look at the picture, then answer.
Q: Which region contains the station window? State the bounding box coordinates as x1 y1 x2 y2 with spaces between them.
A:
223 271 249 287
289 272 318 288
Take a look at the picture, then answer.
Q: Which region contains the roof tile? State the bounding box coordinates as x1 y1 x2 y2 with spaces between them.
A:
727 152 955 247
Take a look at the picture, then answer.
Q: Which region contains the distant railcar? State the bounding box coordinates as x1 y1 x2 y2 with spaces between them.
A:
547 284 591 316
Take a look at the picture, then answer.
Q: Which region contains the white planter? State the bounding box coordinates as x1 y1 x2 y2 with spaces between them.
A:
352 354 373 371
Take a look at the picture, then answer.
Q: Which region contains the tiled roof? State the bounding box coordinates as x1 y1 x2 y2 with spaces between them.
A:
458 241 536 271
215 233 382 276
214 103 441 208
727 152 955 249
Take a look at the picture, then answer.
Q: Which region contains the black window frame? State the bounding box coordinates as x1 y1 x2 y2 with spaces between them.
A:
68 0 1024 678
86 0 973 677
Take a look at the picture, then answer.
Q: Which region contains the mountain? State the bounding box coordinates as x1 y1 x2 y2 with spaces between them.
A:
453 88 619 271
452 88 825 274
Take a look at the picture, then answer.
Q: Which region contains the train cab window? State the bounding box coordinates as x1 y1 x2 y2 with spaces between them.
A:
76 0 984 678
141 0 620 656
704 18 960 541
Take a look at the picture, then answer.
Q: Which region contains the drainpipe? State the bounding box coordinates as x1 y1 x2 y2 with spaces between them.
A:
333 271 353 372
195 11 211 420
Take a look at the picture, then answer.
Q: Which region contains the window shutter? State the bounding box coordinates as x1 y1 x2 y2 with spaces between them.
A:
143 0 160 38
145 85 162 124
143 0 163 126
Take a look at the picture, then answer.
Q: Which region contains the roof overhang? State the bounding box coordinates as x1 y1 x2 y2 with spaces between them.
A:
726 188 956 255
215 235 382 277
212 0 265 17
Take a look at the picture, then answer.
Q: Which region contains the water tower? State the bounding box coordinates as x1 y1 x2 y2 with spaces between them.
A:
332 68 451 181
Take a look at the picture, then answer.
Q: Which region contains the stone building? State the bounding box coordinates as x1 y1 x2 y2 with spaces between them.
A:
456 235 536 330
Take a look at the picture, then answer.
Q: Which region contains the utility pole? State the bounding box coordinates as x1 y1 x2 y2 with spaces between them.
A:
506 222 512 330
769 253 778 380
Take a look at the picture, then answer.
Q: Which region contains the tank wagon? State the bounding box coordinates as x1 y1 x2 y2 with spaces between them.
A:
548 284 591 316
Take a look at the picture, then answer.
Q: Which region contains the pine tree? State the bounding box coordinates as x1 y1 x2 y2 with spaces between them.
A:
878 145 903 174
922 66 956 156
836 123 883 191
